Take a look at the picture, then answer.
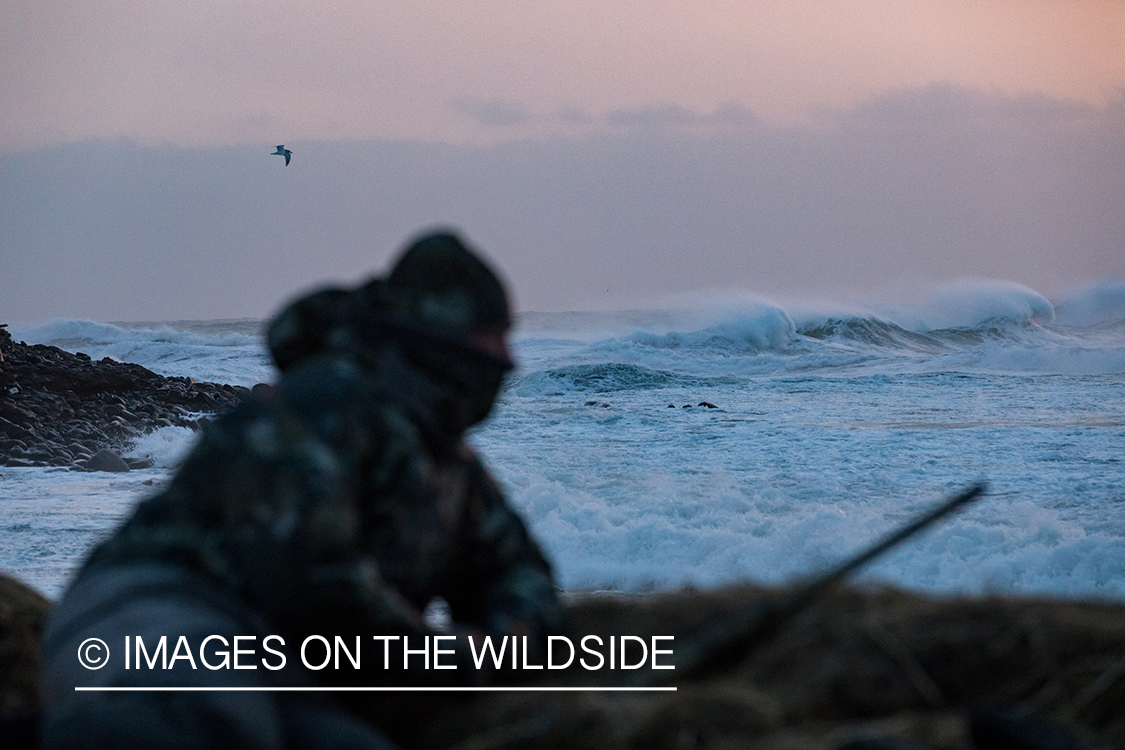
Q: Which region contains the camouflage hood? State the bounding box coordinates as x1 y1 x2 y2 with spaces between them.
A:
265 231 515 437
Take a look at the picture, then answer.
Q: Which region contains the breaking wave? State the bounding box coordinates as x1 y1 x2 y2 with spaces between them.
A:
12 279 1125 389
1054 280 1125 327
621 304 795 352
10 318 271 386
906 280 1056 330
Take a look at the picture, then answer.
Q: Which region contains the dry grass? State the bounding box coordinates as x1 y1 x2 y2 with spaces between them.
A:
0 573 50 720
386 585 1125 749
4 574 1122 747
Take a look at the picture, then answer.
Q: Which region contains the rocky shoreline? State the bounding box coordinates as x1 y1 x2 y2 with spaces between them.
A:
0 324 248 470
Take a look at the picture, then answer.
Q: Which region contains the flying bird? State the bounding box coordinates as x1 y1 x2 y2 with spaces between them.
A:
271 145 292 166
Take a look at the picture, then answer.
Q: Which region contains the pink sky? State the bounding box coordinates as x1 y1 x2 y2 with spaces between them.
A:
1 2 1123 321
2 1 1123 148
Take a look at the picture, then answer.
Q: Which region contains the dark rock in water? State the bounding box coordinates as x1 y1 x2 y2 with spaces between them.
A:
698 401 717 409
0 323 246 468
83 449 130 473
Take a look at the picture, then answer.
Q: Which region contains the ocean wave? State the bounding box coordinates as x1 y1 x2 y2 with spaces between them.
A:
622 305 795 352
11 282 1124 390
1054 280 1125 327
126 426 200 469
797 317 952 352
899 280 1056 331
792 313 1062 356
12 318 260 349
10 318 271 386
511 362 741 396
535 285 1082 366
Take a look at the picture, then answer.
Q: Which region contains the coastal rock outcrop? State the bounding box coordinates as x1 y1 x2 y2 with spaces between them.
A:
0 324 248 469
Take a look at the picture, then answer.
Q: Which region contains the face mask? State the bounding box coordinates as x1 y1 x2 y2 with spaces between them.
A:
363 331 510 442
447 358 508 433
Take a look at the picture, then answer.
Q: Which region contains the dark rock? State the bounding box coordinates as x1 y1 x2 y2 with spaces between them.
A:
0 401 37 426
698 402 718 409
0 326 244 466
82 449 130 473
0 417 31 441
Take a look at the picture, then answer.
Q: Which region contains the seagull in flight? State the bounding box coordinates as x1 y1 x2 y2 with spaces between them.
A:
271 145 292 166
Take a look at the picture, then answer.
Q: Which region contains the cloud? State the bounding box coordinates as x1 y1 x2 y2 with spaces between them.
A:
2 86 1121 321
448 97 531 127
606 103 699 129
604 101 758 131
556 103 592 125
833 84 1099 127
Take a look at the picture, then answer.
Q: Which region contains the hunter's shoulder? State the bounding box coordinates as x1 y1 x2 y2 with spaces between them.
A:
274 355 373 410
180 356 411 471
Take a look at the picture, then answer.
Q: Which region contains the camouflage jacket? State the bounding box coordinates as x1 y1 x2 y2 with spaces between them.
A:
85 350 562 655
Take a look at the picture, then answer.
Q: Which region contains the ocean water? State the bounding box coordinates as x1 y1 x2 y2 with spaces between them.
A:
3 280 1124 601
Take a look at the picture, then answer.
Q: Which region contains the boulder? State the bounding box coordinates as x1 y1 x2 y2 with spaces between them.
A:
82 449 130 473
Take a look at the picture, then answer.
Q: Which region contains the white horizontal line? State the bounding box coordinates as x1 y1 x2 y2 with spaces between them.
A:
75 686 676 692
